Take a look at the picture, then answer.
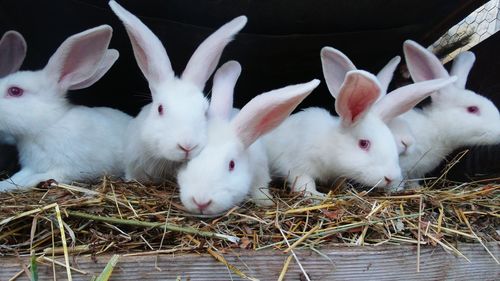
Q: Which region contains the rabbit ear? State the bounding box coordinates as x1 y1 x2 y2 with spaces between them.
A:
44 25 113 90
403 40 449 82
68 49 119 90
374 76 457 122
231 79 320 148
376 56 401 93
209 61 241 120
450 51 475 89
181 16 247 90
335 70 381 127
109 0 174 88
0 31 27 78
321 46 357 98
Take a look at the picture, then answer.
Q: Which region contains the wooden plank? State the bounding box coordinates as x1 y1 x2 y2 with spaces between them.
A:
1 243 499 281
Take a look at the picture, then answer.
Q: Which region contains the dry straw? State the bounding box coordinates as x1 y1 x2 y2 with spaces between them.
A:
0 177 498 254
0 172 498 279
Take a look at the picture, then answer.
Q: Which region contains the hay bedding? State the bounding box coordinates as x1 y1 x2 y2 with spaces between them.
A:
0 174 498 264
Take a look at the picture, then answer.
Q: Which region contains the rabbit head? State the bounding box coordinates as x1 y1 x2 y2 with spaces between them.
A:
178 61 319 214
321 46 456 155
328 69 402 188
110 1 247 161
404 40 500 146
0 26 118 139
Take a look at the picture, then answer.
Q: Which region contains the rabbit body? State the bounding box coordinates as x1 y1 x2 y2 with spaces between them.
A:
264 107 401 194
0 25 130 191
0 90 130 190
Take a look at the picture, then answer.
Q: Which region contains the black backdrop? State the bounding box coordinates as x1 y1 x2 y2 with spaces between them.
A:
0 0 497 181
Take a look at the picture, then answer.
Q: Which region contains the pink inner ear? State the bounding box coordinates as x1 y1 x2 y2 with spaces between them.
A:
406 48 437 81
58 40 94 83
232 79 319 148
404 41 449 82
337 74 380 124
0 31 27 77
252 103 291 138
235 99 299 148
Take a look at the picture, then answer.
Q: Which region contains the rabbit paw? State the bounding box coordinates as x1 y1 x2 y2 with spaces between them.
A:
251 187 275 207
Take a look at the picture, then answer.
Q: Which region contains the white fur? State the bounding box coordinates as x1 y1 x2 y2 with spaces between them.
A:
123 80 208 182
386 117 416 155
110 1 247 183
178 61 320 214
398 41 500 185
264 69 406 194
178 118 272 214
264 108 402 194
0 27 131 191
375 56 416 155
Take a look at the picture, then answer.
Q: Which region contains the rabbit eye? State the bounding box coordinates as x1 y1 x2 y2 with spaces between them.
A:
158 104 164 115
358 139 371 151
466 106 479 115
7 86 23 97
228 160 235 171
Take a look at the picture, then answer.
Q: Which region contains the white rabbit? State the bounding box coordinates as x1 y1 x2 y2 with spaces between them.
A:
109 1 247 182
264 58 455 195
320 47 455 156
396 40 500 185
263 70 399 195
0 26 131 191
177 61 320 214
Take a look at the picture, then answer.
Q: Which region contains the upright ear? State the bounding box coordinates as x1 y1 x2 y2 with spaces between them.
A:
209 60 241 120
181 16 247 91
321 46 356 98
374 76 457 122
376 56 401 93
335 70 381 127
68 49 119 90
450 51 475 89
403 40 449 83
0 31 27 78
109 0 174 89
44 25 113 90
231 79 320 148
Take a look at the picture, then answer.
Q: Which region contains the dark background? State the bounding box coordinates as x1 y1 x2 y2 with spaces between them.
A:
0 0 498 181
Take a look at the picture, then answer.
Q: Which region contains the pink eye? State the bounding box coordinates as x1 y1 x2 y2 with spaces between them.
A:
7 86 23 97
158 104 164 115
358 139 371 151
467 106 479 115
229 160 235 171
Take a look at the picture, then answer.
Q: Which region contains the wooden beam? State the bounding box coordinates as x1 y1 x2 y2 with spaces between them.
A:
2 243 499 280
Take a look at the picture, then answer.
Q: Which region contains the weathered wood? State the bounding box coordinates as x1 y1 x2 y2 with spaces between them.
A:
1 243 499 281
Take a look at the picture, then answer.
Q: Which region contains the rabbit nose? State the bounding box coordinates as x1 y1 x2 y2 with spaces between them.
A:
384 177 393 185
178 144 196 152
192 198 212 212
178 144 198 157
401 141 408 153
